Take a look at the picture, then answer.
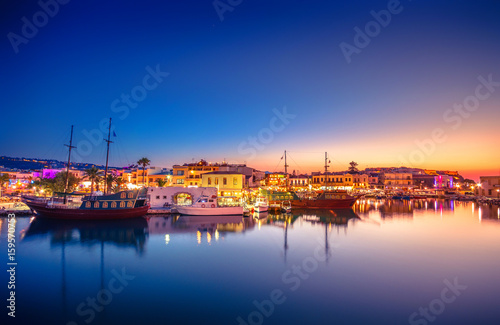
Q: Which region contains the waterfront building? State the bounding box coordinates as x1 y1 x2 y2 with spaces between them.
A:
476 176 500 198
368 175 381 189
289 174 311 188
265 173 288 187
147 186 217 207
379 173 413 190
412 174 436 190
122 167 171 187
172 160 221 187
433 175 454 189
311 173 354 189
352 174 370 189
201 171 245 198
219 165 265 188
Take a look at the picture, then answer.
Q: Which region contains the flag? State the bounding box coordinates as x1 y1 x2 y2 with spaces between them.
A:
113 131 117 137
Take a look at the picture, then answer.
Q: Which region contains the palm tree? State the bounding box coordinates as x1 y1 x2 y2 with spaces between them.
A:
114 177 126 193
157 178 167 187
84 166 100 194
137 157 151 187
95 175 103 192
105 174 118 194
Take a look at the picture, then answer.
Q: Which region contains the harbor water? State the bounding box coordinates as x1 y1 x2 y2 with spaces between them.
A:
1 199 499 325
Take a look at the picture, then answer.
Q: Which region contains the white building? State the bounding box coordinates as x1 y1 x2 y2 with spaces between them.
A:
147 186 217 208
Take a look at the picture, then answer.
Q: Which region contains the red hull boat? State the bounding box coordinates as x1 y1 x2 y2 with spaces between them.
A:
23 189 150 220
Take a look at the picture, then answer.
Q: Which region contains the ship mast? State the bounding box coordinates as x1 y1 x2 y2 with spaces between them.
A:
63 125 76 203
284 150 289 190
103 118 113 194
324 152 329 190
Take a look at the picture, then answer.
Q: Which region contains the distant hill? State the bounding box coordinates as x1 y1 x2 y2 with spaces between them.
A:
0 156 118 171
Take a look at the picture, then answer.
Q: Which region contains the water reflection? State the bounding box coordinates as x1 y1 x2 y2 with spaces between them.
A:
24 217 149 253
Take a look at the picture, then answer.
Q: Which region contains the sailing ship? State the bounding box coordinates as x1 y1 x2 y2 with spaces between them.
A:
264 151 358 210
23 120 150 220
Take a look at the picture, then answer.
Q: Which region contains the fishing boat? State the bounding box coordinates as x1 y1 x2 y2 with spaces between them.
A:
176 195 243 216
22 120 150 220
254 196 269 213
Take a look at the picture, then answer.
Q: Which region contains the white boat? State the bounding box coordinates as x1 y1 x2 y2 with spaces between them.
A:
254 196 269 213
176 195 243 216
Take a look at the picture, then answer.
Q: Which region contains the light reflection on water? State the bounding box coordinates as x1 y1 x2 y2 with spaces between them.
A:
1 199 499 325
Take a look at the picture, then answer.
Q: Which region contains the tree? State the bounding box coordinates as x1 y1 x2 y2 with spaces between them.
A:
114 177 126 193
95 175 103 192
51 172 81 193
348 161 359 174
105 174 117 194
84 166 100 194
0 173 10 195
157 178 167 187
137 157 151 186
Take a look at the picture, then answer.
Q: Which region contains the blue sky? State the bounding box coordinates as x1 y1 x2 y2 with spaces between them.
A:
1 0 500 178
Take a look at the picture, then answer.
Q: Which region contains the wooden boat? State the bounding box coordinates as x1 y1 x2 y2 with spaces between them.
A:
23 189 149 220
289 152 357 209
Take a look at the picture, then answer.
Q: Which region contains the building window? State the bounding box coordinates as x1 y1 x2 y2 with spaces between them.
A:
85 201 91 208
208 177 211 185
94 202 99 208
233 177 237 185
111 201 117 208
223 178 227 185
102 202 108 208
128 192 134 198
156 196 160 199
121 192 126 199
215 178 219 185
163 196 167 199
127 201 133 208
120 201 125 208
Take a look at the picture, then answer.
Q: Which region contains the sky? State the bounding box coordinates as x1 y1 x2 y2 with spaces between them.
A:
1 0 499 180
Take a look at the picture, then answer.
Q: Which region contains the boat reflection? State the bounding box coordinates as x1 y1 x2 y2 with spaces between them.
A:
24 217 149 253
147 214 258 244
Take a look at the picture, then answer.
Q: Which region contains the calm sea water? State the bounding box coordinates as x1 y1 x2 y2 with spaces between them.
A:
1 199 500 325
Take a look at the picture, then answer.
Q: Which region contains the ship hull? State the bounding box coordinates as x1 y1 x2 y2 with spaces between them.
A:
291 198 356 209
25 201 150 220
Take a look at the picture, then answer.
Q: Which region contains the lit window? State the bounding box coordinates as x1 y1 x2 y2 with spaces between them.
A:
85 201 91 208
94 202 99 208
111 201 117 208
102 202 108 208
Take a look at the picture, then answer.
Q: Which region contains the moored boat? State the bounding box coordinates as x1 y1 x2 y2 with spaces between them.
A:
23 189 150 220
176 195 243 216
254 196 269 213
